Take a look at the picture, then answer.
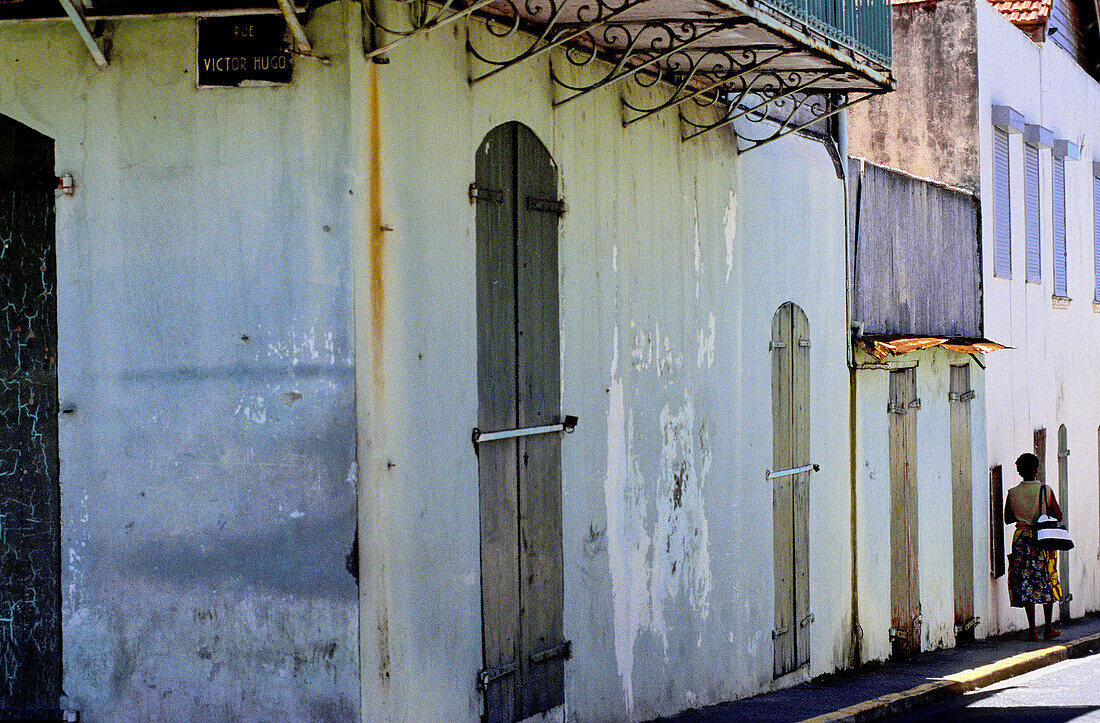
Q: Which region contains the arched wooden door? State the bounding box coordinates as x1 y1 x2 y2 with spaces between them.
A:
771 302 810 677
1057 424 1070 622
474 122 566 723
0 115 60 718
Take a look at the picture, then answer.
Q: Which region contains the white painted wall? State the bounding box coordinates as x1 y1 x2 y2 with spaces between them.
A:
361 16 855 723
853 348 989 663
0 3 862 720
0 6 362 721
976 0 1100 634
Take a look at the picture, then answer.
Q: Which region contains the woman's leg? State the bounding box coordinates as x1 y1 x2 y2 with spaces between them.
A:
1025 604 1038 640
1043 603 1060 638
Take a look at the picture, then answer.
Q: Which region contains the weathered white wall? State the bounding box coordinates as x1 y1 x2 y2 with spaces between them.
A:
853 348 989 662
0 6 361 720
359 16 854 723
976 0 1100 633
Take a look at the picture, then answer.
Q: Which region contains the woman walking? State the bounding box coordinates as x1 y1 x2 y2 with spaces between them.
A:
1004 452 1063 641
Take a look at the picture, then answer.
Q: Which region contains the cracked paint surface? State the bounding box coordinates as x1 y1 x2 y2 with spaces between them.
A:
0 117 60 713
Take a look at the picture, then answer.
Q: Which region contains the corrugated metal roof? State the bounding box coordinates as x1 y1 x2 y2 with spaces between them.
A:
855 335 1008 362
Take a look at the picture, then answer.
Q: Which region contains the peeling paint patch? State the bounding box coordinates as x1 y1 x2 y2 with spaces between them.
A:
696 313 716 369
604 325 650 713
605 330 714 715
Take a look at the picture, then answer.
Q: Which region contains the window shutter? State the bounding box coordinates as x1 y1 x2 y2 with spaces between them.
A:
1052 156 1067 297
1094 174 1100 301
993 129 1012 278
1025 143 1041 283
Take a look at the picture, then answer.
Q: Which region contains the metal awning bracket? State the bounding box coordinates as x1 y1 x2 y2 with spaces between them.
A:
58 0 109 69
363 0 498 61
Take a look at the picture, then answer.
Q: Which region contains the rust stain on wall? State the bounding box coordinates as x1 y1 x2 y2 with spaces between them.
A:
369 63 386 394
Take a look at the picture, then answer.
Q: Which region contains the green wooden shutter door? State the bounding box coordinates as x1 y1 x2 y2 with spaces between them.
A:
889 368 920 657
1057 425 1070 623
949 364 974 636
476 122 564 722
772 302 810 677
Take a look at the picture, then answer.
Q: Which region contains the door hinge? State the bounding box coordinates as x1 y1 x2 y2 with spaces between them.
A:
529 640 571 665
477 659 518 691
798 339 811 348
526 195 567 217
469 182 504 204
888 627 907 641
769 340 787 350
800 613 814 628
889 398 921 414
772 626 789 639
954 616 980 634
949 390 976 402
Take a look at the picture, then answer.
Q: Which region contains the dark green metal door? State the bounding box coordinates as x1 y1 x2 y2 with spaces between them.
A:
0 115 61 718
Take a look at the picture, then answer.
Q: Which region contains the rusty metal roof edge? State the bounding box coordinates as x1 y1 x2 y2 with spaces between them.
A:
709 0 895 88
857 333 1012 350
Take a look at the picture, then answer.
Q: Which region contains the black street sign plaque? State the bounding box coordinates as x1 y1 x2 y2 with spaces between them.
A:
197 15 293 87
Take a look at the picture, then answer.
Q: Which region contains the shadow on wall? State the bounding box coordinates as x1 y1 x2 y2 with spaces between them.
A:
119 516 359 600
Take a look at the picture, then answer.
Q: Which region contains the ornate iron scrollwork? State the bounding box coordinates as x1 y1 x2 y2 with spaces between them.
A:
466 0 657 84
617 44 795 125
364 0 499 59
678 69 885 152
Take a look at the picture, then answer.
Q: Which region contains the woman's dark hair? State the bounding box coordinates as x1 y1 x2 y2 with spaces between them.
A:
1016 452 1040 479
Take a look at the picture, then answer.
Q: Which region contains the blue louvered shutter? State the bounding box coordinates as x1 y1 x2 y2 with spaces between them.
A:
1052 156 1067 297
1094 174 1100 301
994 129 1012 278
1025 143 1041 283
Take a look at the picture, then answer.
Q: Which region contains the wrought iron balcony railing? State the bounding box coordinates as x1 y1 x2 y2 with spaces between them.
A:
762 0 892 67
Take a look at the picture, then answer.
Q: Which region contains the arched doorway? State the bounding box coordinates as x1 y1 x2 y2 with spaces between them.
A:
770 301 810 676
474 122 566 722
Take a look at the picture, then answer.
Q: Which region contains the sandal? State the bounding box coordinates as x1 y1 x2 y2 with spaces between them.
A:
1044 628 1061 640
1028 630 1039 642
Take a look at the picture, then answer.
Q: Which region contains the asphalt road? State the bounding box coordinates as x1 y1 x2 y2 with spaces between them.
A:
895 652 1100 721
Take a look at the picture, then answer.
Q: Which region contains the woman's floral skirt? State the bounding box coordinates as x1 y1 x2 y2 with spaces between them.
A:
1007 528 1062 607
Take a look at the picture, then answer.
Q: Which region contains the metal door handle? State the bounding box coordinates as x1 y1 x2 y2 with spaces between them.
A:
766 463 819 480
472 415 578 449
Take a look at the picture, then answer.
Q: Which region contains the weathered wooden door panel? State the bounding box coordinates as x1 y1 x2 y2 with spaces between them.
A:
476 122 564 723
889 368 920 658
1057 424 1070 623
0 116 61 717
949 365 975 638
514 124 564 718
476 124 521 721
771 302 810 677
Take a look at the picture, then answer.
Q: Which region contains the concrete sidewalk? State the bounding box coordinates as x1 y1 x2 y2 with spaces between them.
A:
656 615 1100 722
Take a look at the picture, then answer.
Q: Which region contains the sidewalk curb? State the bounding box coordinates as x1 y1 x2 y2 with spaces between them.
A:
801 632 1100 722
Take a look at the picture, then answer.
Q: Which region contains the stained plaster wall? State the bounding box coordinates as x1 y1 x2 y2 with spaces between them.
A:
0 5 360 720
846 0 981 192
976 0 1100 632
853 348 989 662
358 17 855 722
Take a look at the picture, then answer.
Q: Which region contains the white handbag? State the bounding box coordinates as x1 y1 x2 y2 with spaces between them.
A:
1035 484 1074 551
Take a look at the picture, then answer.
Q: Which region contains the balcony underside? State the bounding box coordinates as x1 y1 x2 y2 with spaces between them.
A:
368 0 894 150
0 0 893 151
